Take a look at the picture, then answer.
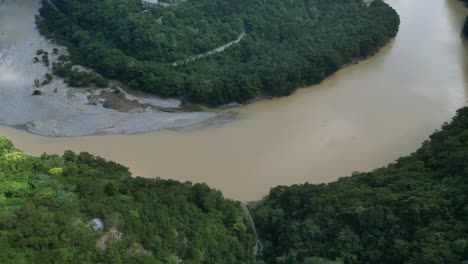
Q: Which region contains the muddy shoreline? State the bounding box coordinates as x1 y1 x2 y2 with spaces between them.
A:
0 0 223 137
0 0 396 137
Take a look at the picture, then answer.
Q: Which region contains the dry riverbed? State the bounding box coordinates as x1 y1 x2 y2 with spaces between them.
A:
0 0 231 137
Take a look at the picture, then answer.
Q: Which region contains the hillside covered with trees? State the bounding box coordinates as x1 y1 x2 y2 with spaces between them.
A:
3 105 467 263
36 0 399 105
0 138 255 263
250 107 468 264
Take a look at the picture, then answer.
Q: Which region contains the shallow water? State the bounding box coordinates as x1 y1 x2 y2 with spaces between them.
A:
0 0 216 136
0 0 467 200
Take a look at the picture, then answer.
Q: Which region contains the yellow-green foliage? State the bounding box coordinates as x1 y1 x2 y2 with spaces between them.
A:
48 167 63 175
0 135 255 263
0 136 13 154
0 181 29 198
233 216 247 232
35 187 54 201
3 151 25 161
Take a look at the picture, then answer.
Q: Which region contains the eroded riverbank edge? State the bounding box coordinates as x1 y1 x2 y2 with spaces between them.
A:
2 0 400 138
0 0 239 137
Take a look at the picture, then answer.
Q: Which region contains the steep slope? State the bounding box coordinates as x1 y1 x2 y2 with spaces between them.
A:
251 107 468 264
0 138 255 263
36 0 399 105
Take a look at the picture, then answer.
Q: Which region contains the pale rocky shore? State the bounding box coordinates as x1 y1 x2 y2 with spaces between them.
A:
0 0 227 137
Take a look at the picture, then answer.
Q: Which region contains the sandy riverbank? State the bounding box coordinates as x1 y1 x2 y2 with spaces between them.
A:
0 0 222 137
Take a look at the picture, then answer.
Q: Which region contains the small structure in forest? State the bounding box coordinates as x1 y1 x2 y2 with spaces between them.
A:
91 218 104 231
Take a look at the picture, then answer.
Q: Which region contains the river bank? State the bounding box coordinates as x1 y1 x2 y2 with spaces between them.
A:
0 0 224 137
1 0 396 137
0 0 467 201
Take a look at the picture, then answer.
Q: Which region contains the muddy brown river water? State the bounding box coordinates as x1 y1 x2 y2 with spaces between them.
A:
1 0 467 200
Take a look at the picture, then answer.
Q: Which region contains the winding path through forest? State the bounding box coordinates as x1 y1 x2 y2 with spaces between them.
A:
46 0 64 16
242 203 264 260
45 0 246 67
174 29 246 65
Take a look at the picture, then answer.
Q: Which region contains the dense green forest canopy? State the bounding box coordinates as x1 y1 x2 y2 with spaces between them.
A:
3 104 467 264
0 138 255 263
250 107 468 264
37 0 399 105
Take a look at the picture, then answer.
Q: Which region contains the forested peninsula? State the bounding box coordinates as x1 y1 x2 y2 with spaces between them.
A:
36 0 399 105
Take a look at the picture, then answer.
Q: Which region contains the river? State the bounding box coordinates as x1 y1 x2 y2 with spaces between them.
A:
0 0 467 201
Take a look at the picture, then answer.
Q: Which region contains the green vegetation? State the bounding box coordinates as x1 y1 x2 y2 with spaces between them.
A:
32 89 42 96
36 0 399 105
250 107 468 263
5 105 467 263
41 73 54 86
34 46 107 89
0 137 255 263
42 52 50 67
52 62 109 88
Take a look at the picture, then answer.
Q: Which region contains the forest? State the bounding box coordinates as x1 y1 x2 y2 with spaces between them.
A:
250 107 468 264
0 138 255 263
36 0 399 105
2 106 467 263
